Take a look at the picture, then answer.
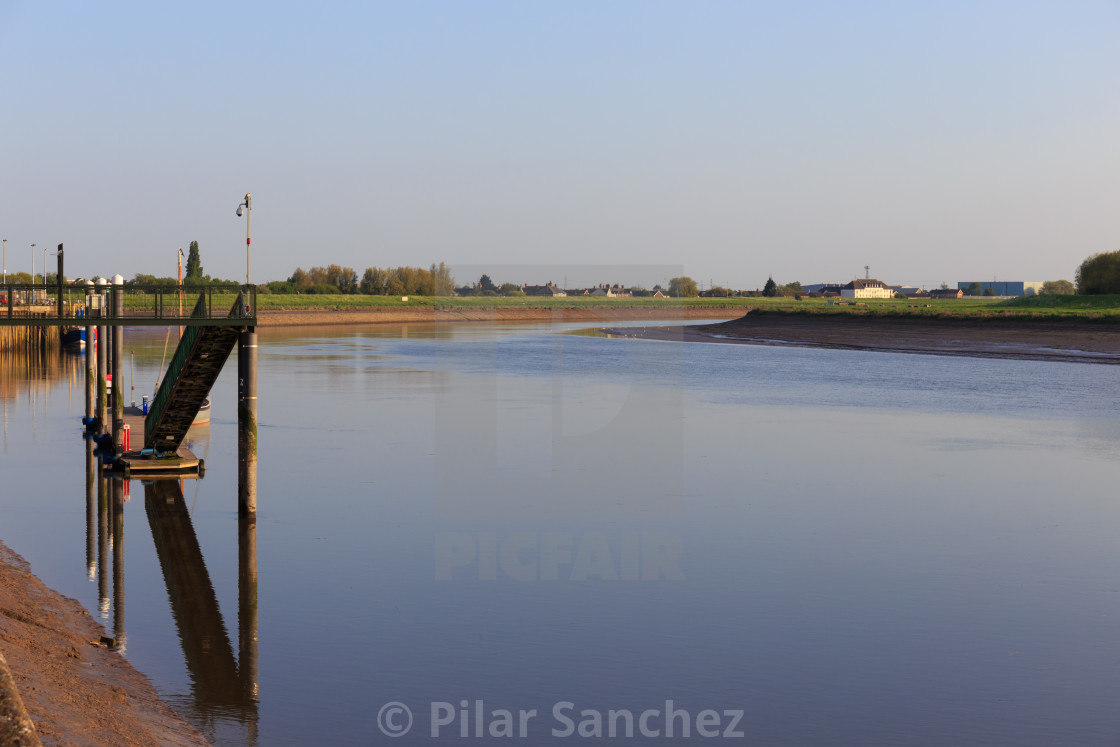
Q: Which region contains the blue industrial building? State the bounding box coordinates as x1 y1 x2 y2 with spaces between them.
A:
956 281 1044 297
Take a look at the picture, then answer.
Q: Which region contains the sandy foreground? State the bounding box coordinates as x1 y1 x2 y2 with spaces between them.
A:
603 312 1120 364
0 542 209 747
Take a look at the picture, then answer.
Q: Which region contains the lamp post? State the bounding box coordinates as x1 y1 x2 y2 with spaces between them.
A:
2 239 6 283
236 192 251 286
31 243 35 285
43 245 52 284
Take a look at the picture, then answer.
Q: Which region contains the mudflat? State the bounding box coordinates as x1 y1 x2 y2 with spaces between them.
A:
0 542 209 746
604 312 1120 364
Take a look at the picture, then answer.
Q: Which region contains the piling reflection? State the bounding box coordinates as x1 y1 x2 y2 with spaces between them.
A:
144 480 259 741
96 457 109 622
85 437 95 579
112 477 126 653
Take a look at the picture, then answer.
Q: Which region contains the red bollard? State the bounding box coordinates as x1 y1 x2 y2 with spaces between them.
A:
122 423 130 452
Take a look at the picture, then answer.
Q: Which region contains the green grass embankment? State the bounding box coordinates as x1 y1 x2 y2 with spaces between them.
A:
121 290 1120 322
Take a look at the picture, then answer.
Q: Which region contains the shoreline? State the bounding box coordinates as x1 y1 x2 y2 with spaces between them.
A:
603 312 1120 364
0 541 210 746
256 306 742 326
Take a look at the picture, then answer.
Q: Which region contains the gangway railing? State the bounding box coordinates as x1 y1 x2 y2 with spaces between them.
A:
143 293 245 453
0 283 256 326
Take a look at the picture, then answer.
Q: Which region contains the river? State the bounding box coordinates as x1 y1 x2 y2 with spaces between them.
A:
3 320 1120 745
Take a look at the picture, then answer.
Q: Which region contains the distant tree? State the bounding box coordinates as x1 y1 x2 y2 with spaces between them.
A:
334 266 358 293
478 274 497 293
384 273 405 296
498 283 521 296
289 267 311 288
778 281 802 297
983 287 996 296
964 282 983 296
1076 251 1120 294
430 262 455 296
360 267 381 294
1041 279 1075 295
762 277 778 297
128 273 177 287
185 241 203 280
668 276 699 297
939 282 949 290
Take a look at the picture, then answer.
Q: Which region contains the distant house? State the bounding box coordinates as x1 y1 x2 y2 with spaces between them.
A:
522 282 567 297
651 289 670 298
588 284 631 297
841 279 894 299
929 288 963 299
891 285 924 297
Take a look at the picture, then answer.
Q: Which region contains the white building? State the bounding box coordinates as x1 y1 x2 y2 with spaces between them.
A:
840 279 894 299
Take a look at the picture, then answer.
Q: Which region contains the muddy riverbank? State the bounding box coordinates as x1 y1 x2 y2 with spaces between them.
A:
604 312 1120 364
0 542 209 746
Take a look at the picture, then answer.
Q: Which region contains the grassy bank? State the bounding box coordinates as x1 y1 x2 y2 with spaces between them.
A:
253 294 1007 312
105 289 1120 321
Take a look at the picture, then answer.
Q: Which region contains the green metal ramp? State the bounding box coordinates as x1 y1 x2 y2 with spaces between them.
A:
144 294 244 454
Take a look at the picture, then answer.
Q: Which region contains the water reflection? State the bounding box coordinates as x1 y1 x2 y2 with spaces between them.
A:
81 422 259 744
1 345 84 451
85 437 95 580
96 456 109 622
144 479 259 743
112 477 126 654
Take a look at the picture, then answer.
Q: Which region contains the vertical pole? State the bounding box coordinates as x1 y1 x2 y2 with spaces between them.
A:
84 317 95 425
238 328 258 515
112 280 125 456
56 244 63 318
239 514 259 706
97 316 107 434
245 193 251 287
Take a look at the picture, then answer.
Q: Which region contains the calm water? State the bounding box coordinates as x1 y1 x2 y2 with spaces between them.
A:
3 321 1120 745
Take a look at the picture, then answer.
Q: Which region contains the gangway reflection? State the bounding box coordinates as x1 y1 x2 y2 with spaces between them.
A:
144 479 259 743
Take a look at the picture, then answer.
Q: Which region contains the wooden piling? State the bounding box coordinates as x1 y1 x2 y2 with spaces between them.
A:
237 329 258 516
97 322 107 434
112 283 124 455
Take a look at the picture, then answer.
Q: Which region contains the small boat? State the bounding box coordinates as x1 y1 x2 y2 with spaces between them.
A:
191 398 211 427
61 327 86 349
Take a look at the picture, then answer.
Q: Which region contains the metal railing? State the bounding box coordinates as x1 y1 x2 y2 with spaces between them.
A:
0 283 256 326
144 295 210 442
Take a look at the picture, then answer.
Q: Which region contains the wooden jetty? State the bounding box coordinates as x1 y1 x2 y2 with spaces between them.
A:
117 406 204 476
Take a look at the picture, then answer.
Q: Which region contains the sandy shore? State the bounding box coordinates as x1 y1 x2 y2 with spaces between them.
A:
604 311 1120 364
257 306 741 326
0 542 209 746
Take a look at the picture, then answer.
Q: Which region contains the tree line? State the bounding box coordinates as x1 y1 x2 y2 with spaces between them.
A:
274 262 455 296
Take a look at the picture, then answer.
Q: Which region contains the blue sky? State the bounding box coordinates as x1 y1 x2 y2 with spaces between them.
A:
1 1 1117 289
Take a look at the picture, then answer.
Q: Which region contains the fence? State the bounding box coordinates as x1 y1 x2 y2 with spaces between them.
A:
0 284 257 326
